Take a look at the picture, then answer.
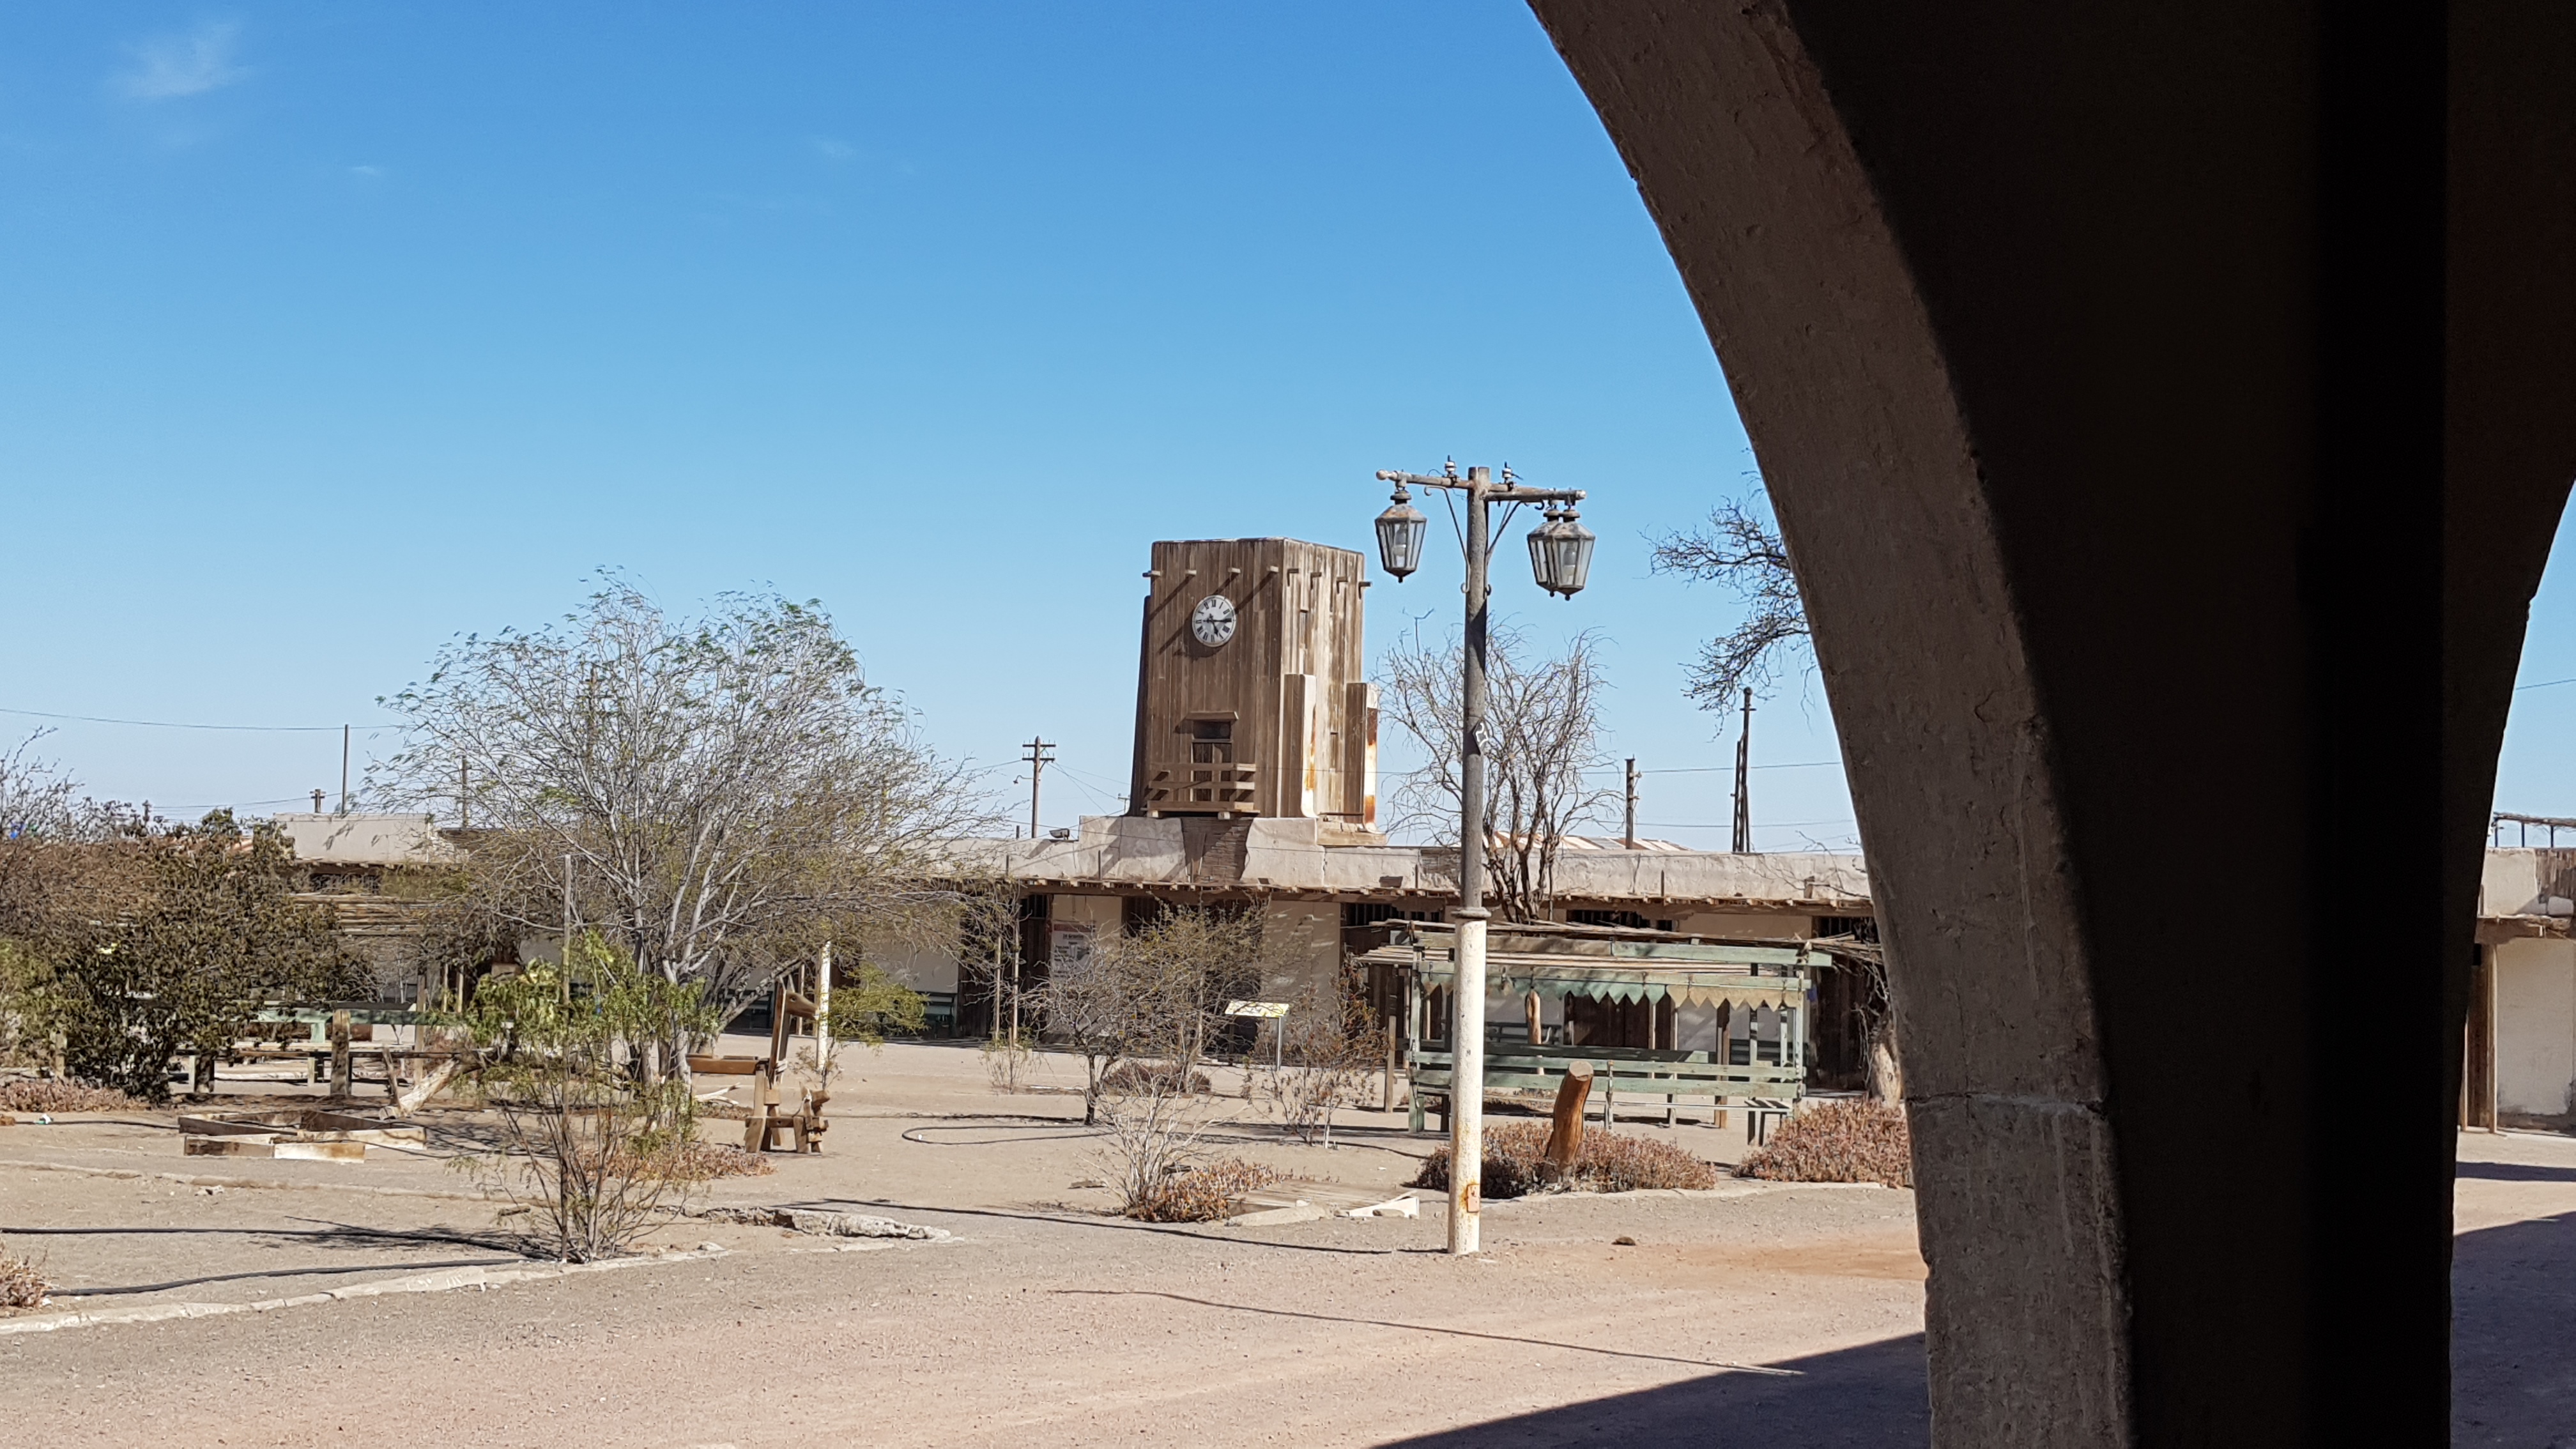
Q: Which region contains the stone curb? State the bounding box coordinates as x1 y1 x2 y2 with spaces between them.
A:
0 1246 732 1337
0 1156 498 1202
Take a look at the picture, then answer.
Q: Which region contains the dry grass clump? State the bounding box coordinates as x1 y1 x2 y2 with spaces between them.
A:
0 1243 48 1310
1408 1123 1720 1199
1126 1158 1282 1222
1099 1061 1214 1097
1736 1100 1912 1186
0 1079 138 1114
647 1140 777 1181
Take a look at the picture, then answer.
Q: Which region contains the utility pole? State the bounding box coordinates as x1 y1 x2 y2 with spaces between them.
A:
310 790 325 814
1731 688 1754 854
815 937 834 1082
339 724 351 816
1623 757 1639 849
1372 460 1593 1257
1023 738 1055 839
561 852 577 1002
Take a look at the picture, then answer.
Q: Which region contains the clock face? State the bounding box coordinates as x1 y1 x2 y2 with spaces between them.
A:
1190 594 1238 648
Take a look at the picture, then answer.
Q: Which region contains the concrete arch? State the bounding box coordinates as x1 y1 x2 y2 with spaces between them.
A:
1529 3 2576 1443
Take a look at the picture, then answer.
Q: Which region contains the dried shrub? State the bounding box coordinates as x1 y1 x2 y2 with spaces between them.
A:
0 1243 47 1310
650 1140 776 1182
0 1079 136 1114
1410 1122 1548 1199
1407 1123 1719 1198
1126 1158 1282 1223
1573 1133 1722 1192
1737 1100 1913 1186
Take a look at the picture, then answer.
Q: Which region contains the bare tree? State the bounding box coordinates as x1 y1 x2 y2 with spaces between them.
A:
1650 494 1813 710
374 578 991 1071
0 733 123 844
1040 902 1266 1190
0 734 82 843
1379 627 1619 922
1271 963 1379 1148
1087 902 1266 1093
1812 935 1902 1104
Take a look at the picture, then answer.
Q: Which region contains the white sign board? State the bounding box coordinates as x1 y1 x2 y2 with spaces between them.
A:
1224 1000 1291 1019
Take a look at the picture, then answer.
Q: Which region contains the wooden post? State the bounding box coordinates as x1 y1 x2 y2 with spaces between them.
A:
768 979 790 1071
2463 944 2499 1131
1382 1014 1399 1112
328 1011 351 1099
1526 991 1544 1045
1544 1062 1594 1169
745 1063 784 1152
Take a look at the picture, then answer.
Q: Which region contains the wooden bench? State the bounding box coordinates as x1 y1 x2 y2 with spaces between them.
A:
1408 1043 1803 1142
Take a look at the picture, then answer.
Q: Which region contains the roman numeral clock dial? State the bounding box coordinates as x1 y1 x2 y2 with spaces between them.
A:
1190 594 1237 647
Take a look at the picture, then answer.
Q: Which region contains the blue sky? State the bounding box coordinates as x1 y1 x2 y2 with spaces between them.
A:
3 5 2570 849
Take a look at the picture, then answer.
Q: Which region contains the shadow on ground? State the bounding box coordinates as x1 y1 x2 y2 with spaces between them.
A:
1361 1204 2576 1449
2454 1210 2576 1446
2456 1160 2576 1183
1374 1333 1929 1448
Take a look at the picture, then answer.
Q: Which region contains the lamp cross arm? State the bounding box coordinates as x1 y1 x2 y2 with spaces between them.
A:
1374 469 1584 505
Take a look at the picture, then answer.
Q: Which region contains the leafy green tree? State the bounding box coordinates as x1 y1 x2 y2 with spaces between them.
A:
41 814 360 1103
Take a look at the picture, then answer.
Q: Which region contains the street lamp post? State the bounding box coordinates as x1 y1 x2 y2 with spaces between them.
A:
1372 459 1594 1256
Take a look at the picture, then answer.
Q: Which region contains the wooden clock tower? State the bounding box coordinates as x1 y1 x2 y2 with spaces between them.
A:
1129 537 1380 832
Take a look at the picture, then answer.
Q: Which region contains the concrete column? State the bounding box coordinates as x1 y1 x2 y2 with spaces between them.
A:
1531 3 2576 1442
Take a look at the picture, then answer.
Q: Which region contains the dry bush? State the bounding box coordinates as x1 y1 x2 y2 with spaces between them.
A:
1736 1100 1913 1186
650 1140 776 1181
1575 1133 1722 1192
1127 1158 1282 1223
1100 1061 1211 1096
0 1241 47 1310
1408 1123 1719 1198
0 1079 136 1114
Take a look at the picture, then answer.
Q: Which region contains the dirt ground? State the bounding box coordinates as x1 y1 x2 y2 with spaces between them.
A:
1 1039 2570 1446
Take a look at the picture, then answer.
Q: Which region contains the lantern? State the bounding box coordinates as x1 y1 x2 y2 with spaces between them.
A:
1375 484 1429 581
1527 505 1597 597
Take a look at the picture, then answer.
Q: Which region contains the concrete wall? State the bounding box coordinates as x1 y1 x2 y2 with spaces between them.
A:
2480 848 2576 918
277 813 458 866
864 938 962 995
2496 937 2576 1119
1259 900 1340 1006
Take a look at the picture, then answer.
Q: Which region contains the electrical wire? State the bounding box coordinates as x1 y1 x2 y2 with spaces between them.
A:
1583 760 1842 776
0 705 397 733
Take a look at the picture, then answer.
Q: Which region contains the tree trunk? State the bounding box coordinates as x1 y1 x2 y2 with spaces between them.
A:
1867 1018 1905 1103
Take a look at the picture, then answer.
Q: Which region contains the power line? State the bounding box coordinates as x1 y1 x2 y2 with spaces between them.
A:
1638 817 1856 830
2515 677 2576 692
0 705 396 734
132 795 323 815
1586 759 1842 776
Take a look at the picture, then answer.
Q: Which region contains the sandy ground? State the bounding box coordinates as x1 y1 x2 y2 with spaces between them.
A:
0 1039 2570 1446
